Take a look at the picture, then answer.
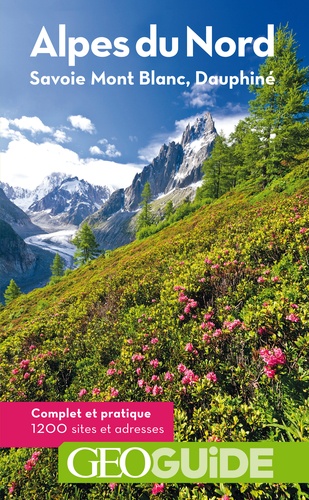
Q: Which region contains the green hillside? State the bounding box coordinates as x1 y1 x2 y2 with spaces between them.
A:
1 157 309 498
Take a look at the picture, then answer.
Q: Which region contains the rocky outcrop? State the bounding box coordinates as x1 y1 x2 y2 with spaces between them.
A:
0 188 42 238
0 219 36 276
87 112 217 249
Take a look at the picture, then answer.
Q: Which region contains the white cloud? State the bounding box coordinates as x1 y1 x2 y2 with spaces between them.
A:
129 135 138 142
213 112 248 137
53 129 71 143
97 138 122 158
0 137 141 190
67 115 95 133
0 117 24 140
11 116 52 134
104 144 121 158
89 145 104 156
183 83 217 108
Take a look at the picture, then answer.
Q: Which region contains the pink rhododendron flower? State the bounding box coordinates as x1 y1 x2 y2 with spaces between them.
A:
127 338 133 344
78 389 87 398
19 359 30 369
178 292 189 302
132 353 145 362
152 483 165 495
177 363 187 373
286 313 300 322
264 366 276 378
107 368 116 375
257 276 266 283
142 345 149 352
137 379 144 387
110 387 119 398
207 435 221 442
204 312 213 320
181 369 199 385
164 371 174 381
24 451 41 472
206 371 217 382
150 358 159 368
92 388 100 395
259 347 286 367
23 372 30 380
258 326 267 335
213 329 222 337
151 375 159 381
204 258 212 264
224 319 243 331
152 385 163 396
136 367 142 375
109 483 117 490
185 342 194 352
145 384 152 393
179 315 185 321
151 337 159 344
8 482 17 494
299 227 308 233
11 368 19 375
202 333 211 343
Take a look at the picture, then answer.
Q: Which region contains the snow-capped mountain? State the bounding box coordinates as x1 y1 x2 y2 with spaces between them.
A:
0 172 68 212
28 176 111 227
86 112 217 249
1 174 112 229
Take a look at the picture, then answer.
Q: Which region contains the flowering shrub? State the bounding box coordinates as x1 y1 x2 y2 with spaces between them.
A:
1 170 309 498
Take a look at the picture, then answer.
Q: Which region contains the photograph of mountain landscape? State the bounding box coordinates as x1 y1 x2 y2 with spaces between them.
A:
0 0 309 498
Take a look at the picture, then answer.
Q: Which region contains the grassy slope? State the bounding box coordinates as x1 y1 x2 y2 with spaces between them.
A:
1 161 309 498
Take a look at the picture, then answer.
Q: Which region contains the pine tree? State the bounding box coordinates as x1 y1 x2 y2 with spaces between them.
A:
163 200 174 220
4 279 21 305
71 223 100 266
198 135 236 199
49 253 65 284
137 182 154 231
247 25 309 181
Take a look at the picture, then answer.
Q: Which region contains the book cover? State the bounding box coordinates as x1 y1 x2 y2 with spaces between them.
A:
0 0 308 498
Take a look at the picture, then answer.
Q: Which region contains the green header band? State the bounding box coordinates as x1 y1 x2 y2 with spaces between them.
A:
58 442 309 483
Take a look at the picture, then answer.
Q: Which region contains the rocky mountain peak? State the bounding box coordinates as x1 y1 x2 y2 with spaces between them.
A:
86 113 217 250
181 112 215 148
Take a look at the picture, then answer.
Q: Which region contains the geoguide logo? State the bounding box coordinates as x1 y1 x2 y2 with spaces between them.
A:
58 442 309 483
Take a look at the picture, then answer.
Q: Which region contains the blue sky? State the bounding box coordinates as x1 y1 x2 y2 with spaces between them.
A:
0 0 308 190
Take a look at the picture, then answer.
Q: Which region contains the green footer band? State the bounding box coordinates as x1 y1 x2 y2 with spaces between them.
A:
58 442 309 483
